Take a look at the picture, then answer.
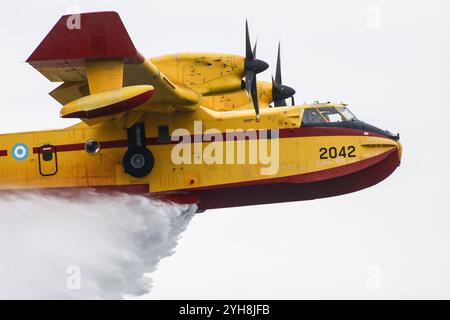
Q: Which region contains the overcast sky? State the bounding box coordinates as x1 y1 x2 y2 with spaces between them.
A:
1 0 449 299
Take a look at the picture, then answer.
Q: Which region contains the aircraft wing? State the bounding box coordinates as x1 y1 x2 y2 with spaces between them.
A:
27 11 200 127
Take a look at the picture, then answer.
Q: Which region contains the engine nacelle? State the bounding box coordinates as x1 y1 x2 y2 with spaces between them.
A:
150 53 245 96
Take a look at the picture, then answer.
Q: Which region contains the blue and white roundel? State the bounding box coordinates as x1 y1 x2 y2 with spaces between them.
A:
12 143 29 161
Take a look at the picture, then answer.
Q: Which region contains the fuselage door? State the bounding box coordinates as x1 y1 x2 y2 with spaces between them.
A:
38 144 58 176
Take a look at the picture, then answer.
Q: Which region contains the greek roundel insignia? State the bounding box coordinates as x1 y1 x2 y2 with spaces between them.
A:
12 143 29 161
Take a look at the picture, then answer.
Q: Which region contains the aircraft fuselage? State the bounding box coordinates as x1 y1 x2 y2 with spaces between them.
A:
0 104 402 211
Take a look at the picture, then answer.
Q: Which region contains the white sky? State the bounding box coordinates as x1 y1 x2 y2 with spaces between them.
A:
0 0 449 299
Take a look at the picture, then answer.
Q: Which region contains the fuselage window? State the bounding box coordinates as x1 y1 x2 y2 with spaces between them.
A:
42 146 53 161
85 140 101 154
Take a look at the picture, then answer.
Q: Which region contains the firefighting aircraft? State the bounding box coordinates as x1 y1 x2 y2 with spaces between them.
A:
0 12 402 211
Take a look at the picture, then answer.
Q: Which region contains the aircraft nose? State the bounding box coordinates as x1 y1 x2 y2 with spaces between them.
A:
362 122 402 162
384 129 402 162
396 139 403 162
381 129 402 162
363 122 400 141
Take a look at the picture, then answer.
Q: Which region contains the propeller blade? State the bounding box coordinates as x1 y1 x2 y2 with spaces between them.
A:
243 20 267 120
245 20 254 60
245 70 260 119
250 75 260 120
271 42 296 107
272 76 286 107
245 70 254 96
275 42 282 85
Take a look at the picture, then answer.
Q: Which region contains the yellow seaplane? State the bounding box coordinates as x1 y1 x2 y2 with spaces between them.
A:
0 12 402 211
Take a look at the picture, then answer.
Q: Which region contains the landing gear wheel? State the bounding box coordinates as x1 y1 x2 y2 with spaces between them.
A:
123 147 154 178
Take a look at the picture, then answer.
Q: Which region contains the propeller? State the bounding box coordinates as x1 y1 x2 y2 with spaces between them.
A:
272 43 296 107
244 20 269 121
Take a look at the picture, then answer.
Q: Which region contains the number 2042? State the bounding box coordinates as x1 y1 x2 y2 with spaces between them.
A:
320 146 356 159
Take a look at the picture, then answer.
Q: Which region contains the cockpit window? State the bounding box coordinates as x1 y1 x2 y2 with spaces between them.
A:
317 107 346 123
337 107 357 121
302 108 326 124
302 106 358 125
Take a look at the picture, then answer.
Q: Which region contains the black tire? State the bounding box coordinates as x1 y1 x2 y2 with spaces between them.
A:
123 147 154 178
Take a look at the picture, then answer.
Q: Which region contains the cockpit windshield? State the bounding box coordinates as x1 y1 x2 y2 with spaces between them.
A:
336 107 357 121
317 108 346 122
302 106 357 125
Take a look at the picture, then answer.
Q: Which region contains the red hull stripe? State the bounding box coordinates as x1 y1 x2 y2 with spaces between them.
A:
0 148 400 211
171 127 386 145
32 140 128 154
194 147 401 211
183 147 398 192
63 90 154 119
30 126 388 155
281 127 385 139
0 150 7 157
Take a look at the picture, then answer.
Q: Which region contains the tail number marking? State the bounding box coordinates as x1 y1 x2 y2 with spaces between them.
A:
320 146 356 159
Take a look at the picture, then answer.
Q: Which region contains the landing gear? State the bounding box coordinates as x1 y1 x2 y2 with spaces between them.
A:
123 147 154 178
123 122 154 178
